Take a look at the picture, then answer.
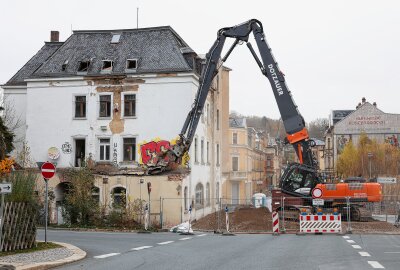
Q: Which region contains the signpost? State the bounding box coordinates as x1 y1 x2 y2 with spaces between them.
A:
311 187 323 199
0 183 12 194
40 162 56 244
0 182 13 246
312 199 325 206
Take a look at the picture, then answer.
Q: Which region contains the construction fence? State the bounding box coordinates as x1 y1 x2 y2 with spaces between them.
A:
154 195 400 234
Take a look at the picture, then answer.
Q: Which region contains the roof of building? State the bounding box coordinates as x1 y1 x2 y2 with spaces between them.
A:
4 26 199 86
229 117 246 128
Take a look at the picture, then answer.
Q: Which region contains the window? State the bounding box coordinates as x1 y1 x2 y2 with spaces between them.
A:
216 144 220 166
99 138 110 161
111 34 121 44
112 187 126 208
123 138 136 161
92 186 100 203
328 138 331 149
184 186 188 210
216 182 220 202
78 61 90 72
62 60 68 71
206 104 210 125
206 141 209 164
124 94 136 117
194 138 198 163
233 133 238 144
74 96 86 118
232 156 239 171
195 183 204 209
206 183 210 206
126 59 138 69
201 139 204 164
267 157 271 168
201 109 205 123
101 60 113 72
216 109 220 130
99 95 111 117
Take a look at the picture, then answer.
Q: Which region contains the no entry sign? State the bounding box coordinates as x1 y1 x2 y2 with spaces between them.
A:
41 162 56 179
311 187 323 199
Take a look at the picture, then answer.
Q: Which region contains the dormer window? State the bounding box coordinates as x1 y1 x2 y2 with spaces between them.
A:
126 59 138 70
111 34 121 44
101 60 113 72
78 61 90 72
62 60 69 71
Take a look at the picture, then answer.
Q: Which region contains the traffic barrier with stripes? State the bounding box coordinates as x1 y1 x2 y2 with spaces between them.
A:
299 214 341 233
272 211 279 234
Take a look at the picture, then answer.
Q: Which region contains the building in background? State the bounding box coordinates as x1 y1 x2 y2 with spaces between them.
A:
1 27 230 225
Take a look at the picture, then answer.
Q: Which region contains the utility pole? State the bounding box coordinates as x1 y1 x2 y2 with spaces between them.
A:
368 152 373 180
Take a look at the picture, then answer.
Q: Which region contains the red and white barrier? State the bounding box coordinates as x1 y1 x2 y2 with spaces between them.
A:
299 214 341 233
272 211 279 234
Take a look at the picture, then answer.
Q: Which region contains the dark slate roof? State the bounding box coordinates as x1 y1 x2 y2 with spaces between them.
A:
4 26 199 86
5 42 63 86
34 26 197 78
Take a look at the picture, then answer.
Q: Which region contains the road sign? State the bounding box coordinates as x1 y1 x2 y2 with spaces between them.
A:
41 162 56 179
312 199 324 206
0 183 12 194
312 187 323 198
377 177 397 184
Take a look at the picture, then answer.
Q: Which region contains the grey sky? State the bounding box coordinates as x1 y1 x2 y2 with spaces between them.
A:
1 0 399 121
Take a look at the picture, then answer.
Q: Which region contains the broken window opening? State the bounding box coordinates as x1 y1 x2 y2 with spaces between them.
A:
102 60 114 72
78 61 90 72
62 60 69 71
126 59 138 69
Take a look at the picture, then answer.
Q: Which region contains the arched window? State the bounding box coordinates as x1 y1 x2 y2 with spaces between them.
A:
92 186 100 203
195 183 204 209
112 186 126 208
184 186 188 210
206 182 210 206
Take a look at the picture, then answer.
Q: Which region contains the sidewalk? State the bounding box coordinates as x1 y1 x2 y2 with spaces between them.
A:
0 242 86 270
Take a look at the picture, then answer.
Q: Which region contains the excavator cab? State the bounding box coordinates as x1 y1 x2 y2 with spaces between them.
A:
280 163 320 197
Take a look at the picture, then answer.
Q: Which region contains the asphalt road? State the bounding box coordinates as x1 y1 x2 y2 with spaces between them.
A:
37 230 400 270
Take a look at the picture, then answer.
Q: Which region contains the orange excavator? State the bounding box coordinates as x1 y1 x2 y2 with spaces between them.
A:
146 19 382 221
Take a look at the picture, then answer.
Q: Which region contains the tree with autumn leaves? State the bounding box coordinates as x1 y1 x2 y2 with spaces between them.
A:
0 106 14 160
337 133 400 178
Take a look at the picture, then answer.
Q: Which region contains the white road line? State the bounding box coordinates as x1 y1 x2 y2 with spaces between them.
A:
359 252 371 257
94 253 120 259
158 241 174 245
352 245 362 249
197 234 207 237
367 261 385 269
131 246 153 251
343 236 350 239
179 237 192 241
347 240 356 244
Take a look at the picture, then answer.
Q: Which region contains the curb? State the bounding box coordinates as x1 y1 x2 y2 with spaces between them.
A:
1 242 86 270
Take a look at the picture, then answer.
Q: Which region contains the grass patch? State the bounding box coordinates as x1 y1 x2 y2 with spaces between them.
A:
0 242 62 257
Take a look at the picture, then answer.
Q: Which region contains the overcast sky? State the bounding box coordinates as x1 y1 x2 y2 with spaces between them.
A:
1 0 399 121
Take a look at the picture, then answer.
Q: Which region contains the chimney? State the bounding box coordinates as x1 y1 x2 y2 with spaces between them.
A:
356 102 361 109
362 97 366 104
50 31 59 42
373 102 377 107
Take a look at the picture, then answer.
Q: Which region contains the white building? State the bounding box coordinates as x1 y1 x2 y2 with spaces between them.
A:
1 28 230 224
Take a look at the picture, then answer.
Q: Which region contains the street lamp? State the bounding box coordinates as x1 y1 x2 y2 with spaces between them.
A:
368 152 373 180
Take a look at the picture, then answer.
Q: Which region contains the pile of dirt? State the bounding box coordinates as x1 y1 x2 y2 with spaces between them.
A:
343 221 400 234
192 206 275 232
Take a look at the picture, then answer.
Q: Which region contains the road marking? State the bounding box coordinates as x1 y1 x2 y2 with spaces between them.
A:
352 245 362 249
197 234 207 237
343 236 350 239
179 237 192 241
347 240 356 244
367 261 385 269
131 246 153 251
94 253 120 259
384 251 400 254
359 252 371 257
158 241 174 245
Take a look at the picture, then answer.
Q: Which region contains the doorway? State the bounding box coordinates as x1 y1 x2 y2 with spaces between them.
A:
75 139 85 167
